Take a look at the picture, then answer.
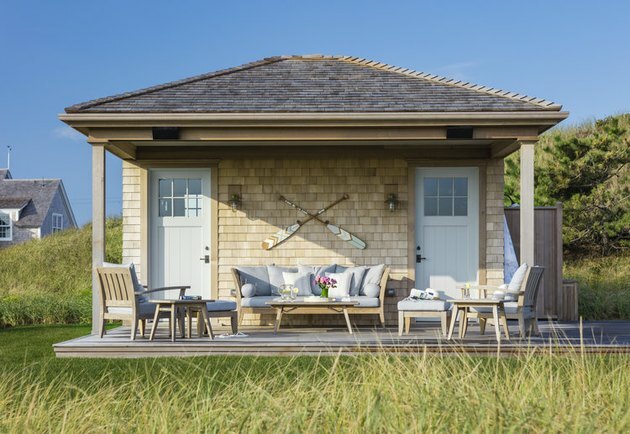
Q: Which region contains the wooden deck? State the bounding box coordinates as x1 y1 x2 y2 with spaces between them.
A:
53 320 630 358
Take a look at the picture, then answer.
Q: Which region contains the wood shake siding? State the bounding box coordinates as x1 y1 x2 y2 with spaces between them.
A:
121 158 505 325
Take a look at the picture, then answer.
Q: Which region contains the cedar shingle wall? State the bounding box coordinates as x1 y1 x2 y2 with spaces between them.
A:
121 158 505 325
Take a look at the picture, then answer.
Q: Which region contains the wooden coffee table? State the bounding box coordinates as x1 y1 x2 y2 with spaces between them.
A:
447 299 510 343
266 298 359 334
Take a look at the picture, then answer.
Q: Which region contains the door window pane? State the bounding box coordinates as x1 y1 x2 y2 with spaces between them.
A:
438 198 453 216
454 178 468 196
424 178 438 196
438 178 453 196
159 179 171 197
173 179 187 197
173 198 186 216
188 179 201 195
159 199 172 217
454 197 468 216
424 197 438 216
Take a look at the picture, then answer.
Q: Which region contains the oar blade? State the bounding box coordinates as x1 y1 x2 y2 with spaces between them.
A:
326 224 367 250
261 223 301 250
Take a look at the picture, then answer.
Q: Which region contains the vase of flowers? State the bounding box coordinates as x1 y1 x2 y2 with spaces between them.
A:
314 275 337 298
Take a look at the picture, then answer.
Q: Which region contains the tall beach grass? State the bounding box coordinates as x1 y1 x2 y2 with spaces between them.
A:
0 349 628 433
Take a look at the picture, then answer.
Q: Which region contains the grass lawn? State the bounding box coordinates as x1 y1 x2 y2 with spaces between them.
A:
1 326 629 433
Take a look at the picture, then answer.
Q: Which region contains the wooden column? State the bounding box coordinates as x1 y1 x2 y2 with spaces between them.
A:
520 141 535 266
91 144 106 335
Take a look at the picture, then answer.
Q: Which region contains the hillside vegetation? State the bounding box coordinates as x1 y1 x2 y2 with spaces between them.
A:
0 218 122 326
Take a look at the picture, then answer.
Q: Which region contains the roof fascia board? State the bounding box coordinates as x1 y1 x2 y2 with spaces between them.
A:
57 181 78 227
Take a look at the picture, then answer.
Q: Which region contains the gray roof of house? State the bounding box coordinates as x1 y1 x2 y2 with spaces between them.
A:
0 179 61 227
0 198 30 209
65 55 562 114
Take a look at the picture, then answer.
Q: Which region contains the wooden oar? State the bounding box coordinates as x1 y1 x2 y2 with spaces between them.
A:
279 195 367 250
261 195 349 250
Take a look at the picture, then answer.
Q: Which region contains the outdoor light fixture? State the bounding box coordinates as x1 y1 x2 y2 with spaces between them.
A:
229 193 242 212
385 193 399 212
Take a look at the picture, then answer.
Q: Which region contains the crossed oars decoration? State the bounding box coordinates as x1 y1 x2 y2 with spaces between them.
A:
262 194 367 250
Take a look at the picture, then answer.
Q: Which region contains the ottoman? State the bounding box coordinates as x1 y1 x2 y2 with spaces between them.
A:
190 300 238 337
397 299 452 336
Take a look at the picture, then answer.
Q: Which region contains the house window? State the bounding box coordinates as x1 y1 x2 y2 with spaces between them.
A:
158 178 202 217
424 177 468 217
0 211 12 241
52 213 63 233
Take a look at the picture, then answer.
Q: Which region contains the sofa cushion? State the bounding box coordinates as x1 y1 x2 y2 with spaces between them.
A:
241 296 278 308
108 302 155 317
236 266 271 296
363 283 380 298
282 271 313 296
348 296 380 308
267 265 297 296
300 264 336 295
397 299 451 312
361 264 386 295
347 266 368 296
206 300 237 312
326 272 351 298
241 283 256 298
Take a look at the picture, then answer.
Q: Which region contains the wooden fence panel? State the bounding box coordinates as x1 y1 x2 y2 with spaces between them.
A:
505 203 564 318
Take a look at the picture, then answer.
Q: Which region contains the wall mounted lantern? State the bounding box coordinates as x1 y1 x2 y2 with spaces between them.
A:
385 193 399 212
229 193 242 212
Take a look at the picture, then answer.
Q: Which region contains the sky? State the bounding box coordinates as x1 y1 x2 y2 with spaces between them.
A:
1 0 629 224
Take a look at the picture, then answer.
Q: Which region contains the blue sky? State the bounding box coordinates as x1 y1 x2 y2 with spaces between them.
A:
1 0 629 224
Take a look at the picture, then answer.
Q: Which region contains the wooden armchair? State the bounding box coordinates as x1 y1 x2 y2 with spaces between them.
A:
467 266 545 337
96 266 190 340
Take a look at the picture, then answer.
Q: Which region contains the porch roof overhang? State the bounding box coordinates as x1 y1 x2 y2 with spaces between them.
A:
59 110 568 161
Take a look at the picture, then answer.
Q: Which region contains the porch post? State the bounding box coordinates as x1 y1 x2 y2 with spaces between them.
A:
519 141 535 266
91 143 106 335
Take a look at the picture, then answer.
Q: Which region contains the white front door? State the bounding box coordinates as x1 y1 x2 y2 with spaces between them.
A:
150 169 211 298
415 167 479 300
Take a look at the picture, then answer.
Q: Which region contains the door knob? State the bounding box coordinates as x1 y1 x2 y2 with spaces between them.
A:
200 255 210 263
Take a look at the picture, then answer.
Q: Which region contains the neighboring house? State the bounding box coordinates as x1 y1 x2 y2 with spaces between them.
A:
0 169 77 248
60 54 568 332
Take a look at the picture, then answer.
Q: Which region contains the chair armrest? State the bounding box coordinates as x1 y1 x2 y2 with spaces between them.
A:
135 286 190 296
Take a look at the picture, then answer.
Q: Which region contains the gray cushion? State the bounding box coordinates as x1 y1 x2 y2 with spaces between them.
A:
108 302 155 317
397 299 451 311
346 266 368 296
267 265 297 296
348 296 380 308
363 283 381 298
362 264 386 286
503 302 518 315
241 283 256 298
240 296 278 308
206 300 237 312
236 266 271 296
301 264 336 295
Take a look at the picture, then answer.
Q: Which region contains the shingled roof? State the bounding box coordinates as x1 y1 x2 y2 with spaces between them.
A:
65 55 562 114
0 179 62 228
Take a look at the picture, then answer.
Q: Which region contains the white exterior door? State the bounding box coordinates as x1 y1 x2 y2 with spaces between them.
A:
415 167 479 300
150 169 211 298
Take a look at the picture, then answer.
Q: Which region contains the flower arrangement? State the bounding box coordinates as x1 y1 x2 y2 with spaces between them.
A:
314 275 337 298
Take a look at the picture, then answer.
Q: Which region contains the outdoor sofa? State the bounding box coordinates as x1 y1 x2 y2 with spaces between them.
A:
232 264 390 327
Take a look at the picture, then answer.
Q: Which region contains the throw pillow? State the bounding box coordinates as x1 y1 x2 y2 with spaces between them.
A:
363 283 380 298
241 283 256 298
326 272 351 298
267 265 297 296
361 264 386 295
282 271 313 296
345 266 368 296
236 266 271 296
508 263 528 293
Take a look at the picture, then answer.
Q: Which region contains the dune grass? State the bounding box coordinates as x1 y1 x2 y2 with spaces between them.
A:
0 218 121 327
565 254 630 320
1 325 629 433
